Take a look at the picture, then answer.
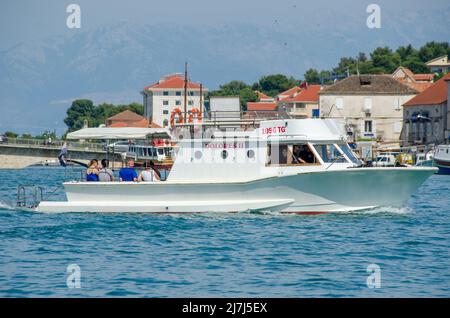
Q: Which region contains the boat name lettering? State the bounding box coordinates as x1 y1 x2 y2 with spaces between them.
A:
204 143 244 149
261 126 286 135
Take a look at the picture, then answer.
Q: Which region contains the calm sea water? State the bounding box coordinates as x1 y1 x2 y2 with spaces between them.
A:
0 166 449 297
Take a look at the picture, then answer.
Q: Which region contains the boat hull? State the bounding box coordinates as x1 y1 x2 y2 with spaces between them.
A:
434 159 450 175
35 167 436 213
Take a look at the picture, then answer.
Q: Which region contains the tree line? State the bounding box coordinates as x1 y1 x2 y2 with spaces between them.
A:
210 41 450 104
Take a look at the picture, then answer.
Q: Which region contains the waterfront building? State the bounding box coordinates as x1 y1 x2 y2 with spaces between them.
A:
425 55 450 74
255 91 275 102
392 66 434 93
106 110 161 128
319 75 418 146
402 73 450 146
141 74 208 127
244 102 279 120
277 84 321 118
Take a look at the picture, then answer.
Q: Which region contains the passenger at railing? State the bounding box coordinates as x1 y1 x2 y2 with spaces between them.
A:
119 159 138 182
138 161 161 182
86 159 100 182
98 159 115 182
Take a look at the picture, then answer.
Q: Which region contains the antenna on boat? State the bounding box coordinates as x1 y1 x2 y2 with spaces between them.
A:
184 61 188 122
200 83 203 115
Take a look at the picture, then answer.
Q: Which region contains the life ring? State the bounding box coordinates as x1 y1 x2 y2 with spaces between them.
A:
170 108 184 127
188 108 203 123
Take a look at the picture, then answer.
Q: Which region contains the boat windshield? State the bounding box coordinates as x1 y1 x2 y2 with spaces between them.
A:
313 144 347 163
338 143 363 166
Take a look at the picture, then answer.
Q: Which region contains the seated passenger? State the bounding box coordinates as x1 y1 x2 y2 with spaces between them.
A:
293 145 315 164
119 159 138 182
292 145 305 164
98 159 114 182
138 161 161 182
86 159 99 182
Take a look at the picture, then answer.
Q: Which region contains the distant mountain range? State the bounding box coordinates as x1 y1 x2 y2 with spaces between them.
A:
1 6 449 134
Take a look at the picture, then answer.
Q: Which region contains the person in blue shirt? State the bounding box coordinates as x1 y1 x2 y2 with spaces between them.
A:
86 159 99 182
119 159 138 182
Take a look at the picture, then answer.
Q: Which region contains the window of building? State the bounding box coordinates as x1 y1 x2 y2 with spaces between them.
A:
163 110 169 115
163 91 169 96
163 119 169 127
336 98 344 109
189 91 194 96
364 98 372 112
364 120 372 133
176 91 181 96
393 98 401 111
163 100 169 106
175 100 181 106
188 100 194 106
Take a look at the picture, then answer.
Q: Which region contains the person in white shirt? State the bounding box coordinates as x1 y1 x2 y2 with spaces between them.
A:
138 162 161 182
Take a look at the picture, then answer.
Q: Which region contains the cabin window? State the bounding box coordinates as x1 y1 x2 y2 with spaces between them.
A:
267 143 319 166
247 149 255 159
221 150 228 160
152 148 157 157
143 148 148 156
195 150 202 160
313 144 347 163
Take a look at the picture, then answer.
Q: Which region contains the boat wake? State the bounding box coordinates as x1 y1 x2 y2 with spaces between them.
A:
0 200 16 211
354 205 412 215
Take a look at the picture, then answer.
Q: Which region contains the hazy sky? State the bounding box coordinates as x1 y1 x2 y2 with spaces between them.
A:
1 0 446 50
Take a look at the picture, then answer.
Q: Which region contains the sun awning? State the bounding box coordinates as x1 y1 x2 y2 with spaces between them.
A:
66 127 171 140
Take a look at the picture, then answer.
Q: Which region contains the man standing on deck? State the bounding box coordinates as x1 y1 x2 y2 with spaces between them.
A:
119 159 138 182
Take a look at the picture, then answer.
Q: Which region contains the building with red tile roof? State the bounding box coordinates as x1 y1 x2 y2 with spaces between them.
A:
277 85 321 118
277 86 302 100
247 102 278 111
255 91 274 102
141 73 208 127
402 73 450 146
106 110 162 128
392 66 435 92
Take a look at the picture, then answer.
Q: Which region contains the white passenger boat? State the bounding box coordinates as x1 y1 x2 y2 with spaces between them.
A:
434 144 450 175
30 119 436 214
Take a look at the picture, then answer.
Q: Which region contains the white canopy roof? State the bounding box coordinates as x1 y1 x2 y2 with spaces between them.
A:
66 127 171 140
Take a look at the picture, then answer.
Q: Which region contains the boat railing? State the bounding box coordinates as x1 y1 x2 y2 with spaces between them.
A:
1 137 104 151
172 110 290 129
17 185 44 209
